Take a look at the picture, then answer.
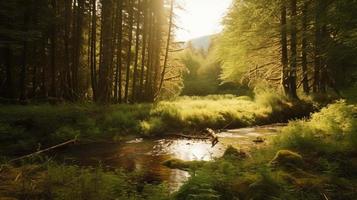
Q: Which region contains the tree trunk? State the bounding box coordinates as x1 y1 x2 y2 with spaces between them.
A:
313 0 321 93
139 0 148 101
124 0 134 103
114 0 123 103
90 0 97 101
97 0 114 104
20 4 30 101
280 1 289 95
289 0 298 99
301 1 309 94
156 0 174 99
50 0 57 97
4 45 15 99
132 0 141 102
144 11 153 101
64 0 72 100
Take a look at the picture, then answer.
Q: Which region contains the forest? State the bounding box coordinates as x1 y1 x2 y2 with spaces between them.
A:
0 0 356 199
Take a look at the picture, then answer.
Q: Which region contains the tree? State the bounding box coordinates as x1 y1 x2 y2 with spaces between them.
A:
97 0 114 104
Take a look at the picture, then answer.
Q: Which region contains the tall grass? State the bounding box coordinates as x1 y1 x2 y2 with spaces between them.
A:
0 91 313 155
0 162 171 200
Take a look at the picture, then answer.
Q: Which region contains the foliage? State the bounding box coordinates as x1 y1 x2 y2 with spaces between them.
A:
275 100 357 152
179 39 224 96
218 0 357 95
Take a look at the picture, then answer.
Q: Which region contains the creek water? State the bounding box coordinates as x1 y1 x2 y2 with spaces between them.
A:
52 124 285 192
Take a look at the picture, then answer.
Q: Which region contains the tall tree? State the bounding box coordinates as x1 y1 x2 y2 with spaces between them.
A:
90 0 98 101
97 0 114 103
289 0 298 98
124 0 134 103
114 0 123 103
157 0 174 99
281 1 290 95
132 0 141 102
301 0 310 94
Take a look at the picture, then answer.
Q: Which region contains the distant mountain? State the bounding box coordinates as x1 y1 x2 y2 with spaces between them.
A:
186 34 216 51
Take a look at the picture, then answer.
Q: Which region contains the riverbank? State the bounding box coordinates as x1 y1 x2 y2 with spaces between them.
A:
0 122 285 199
0 92 313 157
174 101 357 199
0 100 355 199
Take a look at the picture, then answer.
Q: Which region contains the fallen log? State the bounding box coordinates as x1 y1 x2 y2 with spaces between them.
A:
9 138 78 163
173 133 211 140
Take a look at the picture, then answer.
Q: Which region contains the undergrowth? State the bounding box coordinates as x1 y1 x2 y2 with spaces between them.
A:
0 161 171 200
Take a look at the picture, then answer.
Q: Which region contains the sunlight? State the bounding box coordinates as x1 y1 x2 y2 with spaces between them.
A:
175 0 232 41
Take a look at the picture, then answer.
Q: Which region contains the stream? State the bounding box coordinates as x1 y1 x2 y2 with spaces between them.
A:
52 124 285 192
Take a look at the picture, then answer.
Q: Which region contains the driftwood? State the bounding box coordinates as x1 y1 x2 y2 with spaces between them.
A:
205 128 219 147
173 128 219 147
173 129 219 146
9 138 78 163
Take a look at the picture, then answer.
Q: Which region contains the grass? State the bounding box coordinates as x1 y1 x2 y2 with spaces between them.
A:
0 90 313 156
174 101 357 200
0 161 171 200
0 93 355 199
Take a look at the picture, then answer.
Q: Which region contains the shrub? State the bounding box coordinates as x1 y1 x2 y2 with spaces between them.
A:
270 150 304 168
275 101 357 152
140 117 165 135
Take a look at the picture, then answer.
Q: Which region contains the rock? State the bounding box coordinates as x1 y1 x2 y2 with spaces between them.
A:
253 136 265 143
270 150 304 168
223 146 247 159
126 138 143 144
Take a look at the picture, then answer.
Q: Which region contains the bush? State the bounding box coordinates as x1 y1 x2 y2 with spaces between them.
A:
270 150 304 168
140 117 165 136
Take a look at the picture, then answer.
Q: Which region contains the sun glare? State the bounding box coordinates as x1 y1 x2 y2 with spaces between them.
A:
175 0 233 41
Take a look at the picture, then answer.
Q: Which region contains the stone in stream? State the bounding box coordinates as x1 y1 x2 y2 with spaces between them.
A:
126 138 143 144
253 136 265 143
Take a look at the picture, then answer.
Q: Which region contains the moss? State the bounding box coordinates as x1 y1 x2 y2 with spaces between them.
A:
162 158 206 171
270 150 304 168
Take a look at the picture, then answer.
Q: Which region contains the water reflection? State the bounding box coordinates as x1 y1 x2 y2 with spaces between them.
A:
53 125 284 192
156 139 224 161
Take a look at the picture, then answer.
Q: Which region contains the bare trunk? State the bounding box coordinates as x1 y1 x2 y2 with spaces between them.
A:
132 0 141 102
280 2 289 95
156 0 174 99
289 0 298 99
301 1 309 94
124 0 134 103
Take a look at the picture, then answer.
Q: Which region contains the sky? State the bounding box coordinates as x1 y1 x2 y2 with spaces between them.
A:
175 0 233 41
